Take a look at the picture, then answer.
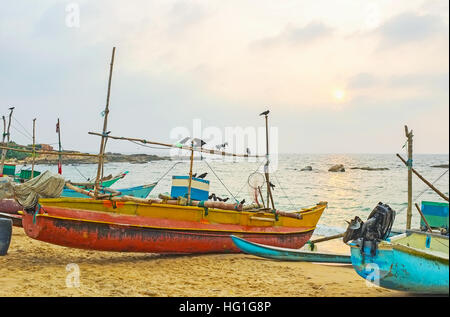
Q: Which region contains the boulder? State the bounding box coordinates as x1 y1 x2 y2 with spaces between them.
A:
431 164 449 168
328 164 345 172
350 167 389 171
300 166 312 171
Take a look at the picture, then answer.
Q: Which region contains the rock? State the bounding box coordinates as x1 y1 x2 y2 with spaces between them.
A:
300 166 312 171
350 167 389 171
431 164 449 168
328 164 345 172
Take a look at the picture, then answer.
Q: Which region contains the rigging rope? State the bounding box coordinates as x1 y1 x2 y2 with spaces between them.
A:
202 159 239 203
272 172 298 211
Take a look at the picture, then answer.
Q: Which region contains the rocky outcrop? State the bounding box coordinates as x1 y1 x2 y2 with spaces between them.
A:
350 167 389 171
431 164 449 168
328 164 345 172
300 166 312 171
15 153 170 165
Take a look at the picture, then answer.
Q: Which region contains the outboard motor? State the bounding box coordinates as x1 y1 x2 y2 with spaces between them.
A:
344 202 396 256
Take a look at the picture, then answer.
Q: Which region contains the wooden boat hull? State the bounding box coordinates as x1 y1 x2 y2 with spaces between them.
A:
349 231 449 294
22 201 327 254
0 199 23 227
231 235 351 263
61 183 156 199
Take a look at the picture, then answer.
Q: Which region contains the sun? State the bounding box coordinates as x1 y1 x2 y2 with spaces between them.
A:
333 89 345 101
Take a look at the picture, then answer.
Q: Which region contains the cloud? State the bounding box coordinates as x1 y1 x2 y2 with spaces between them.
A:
347 73 378 89
252 22 333 48
377 12 447 48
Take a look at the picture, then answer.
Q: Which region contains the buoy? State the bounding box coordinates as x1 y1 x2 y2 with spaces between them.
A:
0 217 13 256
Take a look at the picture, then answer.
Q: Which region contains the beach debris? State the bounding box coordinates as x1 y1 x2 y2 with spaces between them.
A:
300 166 312 171
328 164 345 172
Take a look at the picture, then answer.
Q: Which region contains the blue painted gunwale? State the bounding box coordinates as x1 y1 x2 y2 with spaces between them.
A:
61 183 156 199
349 230 449 294
231 235 352 263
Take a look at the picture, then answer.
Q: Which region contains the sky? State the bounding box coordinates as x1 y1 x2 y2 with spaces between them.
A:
0 0 448 155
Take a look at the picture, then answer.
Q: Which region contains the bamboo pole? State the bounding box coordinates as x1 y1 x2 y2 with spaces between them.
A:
414 203 432 233
88 132 263 158
0 107 14 176
94 47 116 197
397 154 449 202
187 141 194 204
309 233 345 244
260 111 275 210
31 118 36 178
404 126 413 229
57 118 62 174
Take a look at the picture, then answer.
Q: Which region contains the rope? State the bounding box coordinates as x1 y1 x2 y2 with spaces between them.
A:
154 162 183 184
12 116 33 139
397 168 449 214
272 172 298 211
202 159 239 203
233 158 267 199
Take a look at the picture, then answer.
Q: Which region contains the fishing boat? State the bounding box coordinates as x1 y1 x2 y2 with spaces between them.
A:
17 48 329 254
21 199 326 253
231 235 351 263
348 230 448 294
345 126 449 294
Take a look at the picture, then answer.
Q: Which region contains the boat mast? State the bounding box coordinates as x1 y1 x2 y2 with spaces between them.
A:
31 118 36 178
0 107 14 176
405 125 413 230
94 47 116 197
260 110 275 210
56 118 62 174
187 140 195 203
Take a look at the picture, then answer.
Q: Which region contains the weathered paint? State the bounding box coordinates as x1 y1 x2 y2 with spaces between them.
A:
0 199 23 227
62 183 156 199
21 202 327 254
349 231 449 294
231 235 351 263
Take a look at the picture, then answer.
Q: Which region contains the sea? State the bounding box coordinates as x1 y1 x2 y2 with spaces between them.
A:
20 153 449 236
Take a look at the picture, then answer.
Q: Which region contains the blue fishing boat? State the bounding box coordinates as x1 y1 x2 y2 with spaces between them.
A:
61 183 156 199
231 235 351 263
348 230 449 294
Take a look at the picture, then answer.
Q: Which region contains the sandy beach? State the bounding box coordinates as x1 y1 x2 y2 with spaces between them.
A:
0 227 407 297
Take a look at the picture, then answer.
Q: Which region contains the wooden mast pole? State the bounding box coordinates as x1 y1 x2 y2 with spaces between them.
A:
0 107 14 176
57 118 62 174
405 125 413 230
94 47 116 197
31 118 36 178
187 140 195 204
260 110 275 210
0 116 6 176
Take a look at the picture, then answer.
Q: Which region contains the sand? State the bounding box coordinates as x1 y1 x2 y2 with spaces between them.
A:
0 227 407 297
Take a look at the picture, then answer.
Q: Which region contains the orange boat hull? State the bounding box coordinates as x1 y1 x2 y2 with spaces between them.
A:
22 204 324 254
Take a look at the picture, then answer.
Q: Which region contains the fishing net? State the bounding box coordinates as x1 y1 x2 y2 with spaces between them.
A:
247 172 266 204
0 171 65 209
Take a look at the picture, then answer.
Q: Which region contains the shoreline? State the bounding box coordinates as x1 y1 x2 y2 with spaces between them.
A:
0 227 408 297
